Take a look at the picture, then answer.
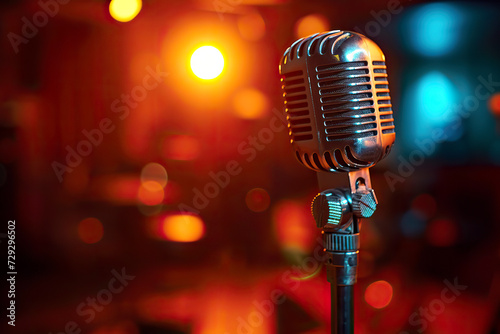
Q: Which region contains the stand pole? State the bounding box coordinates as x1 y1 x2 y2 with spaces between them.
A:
331 284 354 334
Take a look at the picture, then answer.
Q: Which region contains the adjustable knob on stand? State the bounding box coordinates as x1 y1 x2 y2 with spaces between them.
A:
352 188 378 219
311 189 351 229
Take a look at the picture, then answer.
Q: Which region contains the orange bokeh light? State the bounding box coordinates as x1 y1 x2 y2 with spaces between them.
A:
294 14 330 39
162 214 205 242
365 280 393 309
272 200 316 253
162 135 200 161
137 180 165 206
141 163 168 189
78 218 104 244
237 13 266 41
245 188 271 212
161 13 249 111
232 88 269 119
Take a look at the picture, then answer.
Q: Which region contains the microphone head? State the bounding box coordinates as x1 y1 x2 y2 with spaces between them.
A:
279 30 396 173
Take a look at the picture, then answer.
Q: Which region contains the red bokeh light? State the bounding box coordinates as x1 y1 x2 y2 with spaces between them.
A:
245 188 271 212
78 217 104 244
364 280 394 309
162 135 200 161
89 175 142 205
488 92 500 116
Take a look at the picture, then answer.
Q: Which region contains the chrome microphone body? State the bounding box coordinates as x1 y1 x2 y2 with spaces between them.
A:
279 30 395 173
279 31 397 334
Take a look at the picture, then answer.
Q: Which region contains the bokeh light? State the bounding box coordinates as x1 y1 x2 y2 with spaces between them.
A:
488 92 500 116
162 135 200 161
190 46 224 80
109 0 142 23
237 13 266 41
140 163 168 189
137 181 164 206
409 3 463 57
406 71 461 142
411 193 437 219
78 218 104 244
364 280 393 309
272 200 316 253
232 88 269 119
162 214 205 242
294 14 329 39
417 71 457 122
245 188 271 212
426 218 459 247
93 175 141 205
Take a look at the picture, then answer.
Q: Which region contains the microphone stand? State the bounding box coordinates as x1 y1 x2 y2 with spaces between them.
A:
313 168 377 334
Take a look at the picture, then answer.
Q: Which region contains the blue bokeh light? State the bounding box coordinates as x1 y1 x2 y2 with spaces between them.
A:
403 71 461 145
416 71 457 123
409 3 463 57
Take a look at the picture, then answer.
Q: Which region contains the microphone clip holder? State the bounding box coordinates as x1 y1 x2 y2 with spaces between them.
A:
311 169 378 286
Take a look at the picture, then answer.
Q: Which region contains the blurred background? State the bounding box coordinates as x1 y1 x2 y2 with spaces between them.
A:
0 0 499 333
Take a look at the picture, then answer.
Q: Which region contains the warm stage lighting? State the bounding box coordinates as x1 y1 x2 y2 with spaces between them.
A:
78 218 104 244
237 13 266 41
190 46 224 80
162 135 200 161
294 14 329 39
232 88 269 119
245 188 270 212
162 214 205 242
137 181 164 206
272 200 316 253
365 280 393 309
109 0 142 23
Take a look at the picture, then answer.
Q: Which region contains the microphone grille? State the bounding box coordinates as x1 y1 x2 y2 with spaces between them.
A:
371 61 396 136
317 60 377 141
280 31 396 172
281 70 314 142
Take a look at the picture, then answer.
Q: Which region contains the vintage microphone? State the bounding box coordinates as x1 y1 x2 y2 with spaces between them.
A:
279 30 396 334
